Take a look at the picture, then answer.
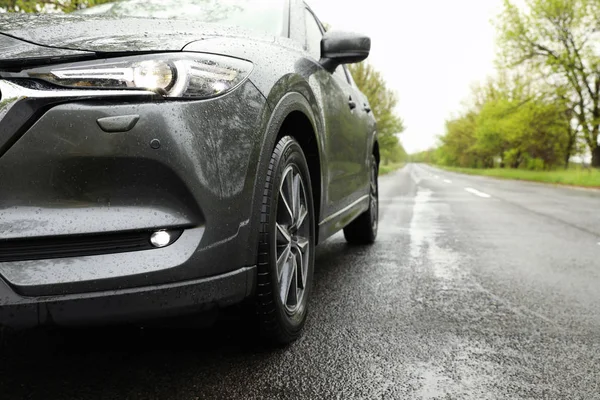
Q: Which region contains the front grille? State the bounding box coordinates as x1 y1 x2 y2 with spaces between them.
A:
0 230 183 263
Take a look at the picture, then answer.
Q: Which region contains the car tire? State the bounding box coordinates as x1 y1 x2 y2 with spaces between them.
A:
343 154 379 245
255 136 316 344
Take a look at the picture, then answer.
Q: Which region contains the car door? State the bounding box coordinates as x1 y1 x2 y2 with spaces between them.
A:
303 7 366 217
346 70 377 192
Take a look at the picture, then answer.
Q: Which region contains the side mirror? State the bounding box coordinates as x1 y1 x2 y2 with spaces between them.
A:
320 31 371 72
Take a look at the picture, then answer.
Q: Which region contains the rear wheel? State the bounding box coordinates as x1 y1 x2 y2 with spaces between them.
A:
343 154 378 245
255 136 315 344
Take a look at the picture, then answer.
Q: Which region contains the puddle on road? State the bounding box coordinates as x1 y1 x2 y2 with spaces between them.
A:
413 344 499 400
408 188 460 282
407 187 504 399
409 189 433 259
417 368 452 399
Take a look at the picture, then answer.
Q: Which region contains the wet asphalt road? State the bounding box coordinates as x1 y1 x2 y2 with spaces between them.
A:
2 163 600 399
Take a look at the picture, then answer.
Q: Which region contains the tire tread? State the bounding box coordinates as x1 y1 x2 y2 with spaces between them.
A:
255 136 309 344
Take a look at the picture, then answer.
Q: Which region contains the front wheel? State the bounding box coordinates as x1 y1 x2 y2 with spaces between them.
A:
343 154 378 245
255 136 316 344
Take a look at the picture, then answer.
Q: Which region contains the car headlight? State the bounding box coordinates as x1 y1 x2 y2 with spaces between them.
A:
21 53 253 99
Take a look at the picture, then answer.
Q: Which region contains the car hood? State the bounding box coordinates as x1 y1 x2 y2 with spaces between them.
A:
0 14 272 64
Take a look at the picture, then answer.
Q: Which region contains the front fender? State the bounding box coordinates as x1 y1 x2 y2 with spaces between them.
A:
243 89 326 263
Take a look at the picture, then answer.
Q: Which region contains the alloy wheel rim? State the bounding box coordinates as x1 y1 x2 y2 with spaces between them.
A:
276 165 310 314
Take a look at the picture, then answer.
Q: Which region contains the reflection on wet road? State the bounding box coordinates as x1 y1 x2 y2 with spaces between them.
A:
2 164 600 399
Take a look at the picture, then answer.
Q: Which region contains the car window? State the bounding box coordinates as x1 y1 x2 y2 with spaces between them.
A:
304 8 323 60
332 66 349 83
305 8 349 83
76 0 286 36
340 65 355 85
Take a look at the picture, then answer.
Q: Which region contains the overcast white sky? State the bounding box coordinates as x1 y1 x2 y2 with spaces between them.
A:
309 0 504 154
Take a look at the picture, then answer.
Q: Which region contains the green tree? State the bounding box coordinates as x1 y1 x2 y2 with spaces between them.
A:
497 0 600 167
348 62 406 164
435 71 572 170
476 97 571 169
439 111 487 168
0 0 113 12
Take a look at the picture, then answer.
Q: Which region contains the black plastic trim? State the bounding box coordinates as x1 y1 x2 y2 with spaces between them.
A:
0 266 256 330
0 229 184 263
0 97 59 158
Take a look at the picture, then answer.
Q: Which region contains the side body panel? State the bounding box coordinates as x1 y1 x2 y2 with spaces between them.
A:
0 0 377 298
182 0 376 244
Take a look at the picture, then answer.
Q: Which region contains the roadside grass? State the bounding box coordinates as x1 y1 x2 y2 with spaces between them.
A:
379 162 406 176
436 165 600 188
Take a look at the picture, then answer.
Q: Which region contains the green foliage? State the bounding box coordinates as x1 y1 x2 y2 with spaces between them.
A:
348 62 406 165
438 165 600 188
421 1 598 170
477 96 571 168
0 0 114 12
433 73 572 170
379 162 405 176
440 111 484 167
409 149 437 164
497 0 600 167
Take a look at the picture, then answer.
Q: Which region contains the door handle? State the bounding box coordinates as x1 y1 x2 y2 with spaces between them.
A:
348 96 357 110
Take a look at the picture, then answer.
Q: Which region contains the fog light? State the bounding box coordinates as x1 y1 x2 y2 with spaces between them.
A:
150 231 172 248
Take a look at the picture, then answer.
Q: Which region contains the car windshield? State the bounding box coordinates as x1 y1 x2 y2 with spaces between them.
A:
75 0 285 36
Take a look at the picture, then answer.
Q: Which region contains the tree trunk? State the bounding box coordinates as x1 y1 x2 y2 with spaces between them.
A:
592 146 600 168
564 132 576 169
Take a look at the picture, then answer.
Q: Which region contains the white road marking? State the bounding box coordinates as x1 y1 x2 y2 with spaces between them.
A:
443 179 452 184
465 187 491 198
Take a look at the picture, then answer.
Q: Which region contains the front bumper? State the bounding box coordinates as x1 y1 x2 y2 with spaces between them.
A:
0 79 268 297
0 265 256 330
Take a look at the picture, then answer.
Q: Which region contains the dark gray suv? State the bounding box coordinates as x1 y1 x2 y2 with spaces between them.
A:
0 0 379 343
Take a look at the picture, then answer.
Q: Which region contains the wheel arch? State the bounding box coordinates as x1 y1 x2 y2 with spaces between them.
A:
276 111 322 235
372 138 380 166
248 92 325 261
